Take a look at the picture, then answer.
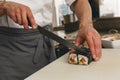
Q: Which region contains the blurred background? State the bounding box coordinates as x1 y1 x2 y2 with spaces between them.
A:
53 0 120 58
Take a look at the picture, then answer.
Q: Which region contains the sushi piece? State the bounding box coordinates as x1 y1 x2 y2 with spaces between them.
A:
68 48 94 65
68 53 78 64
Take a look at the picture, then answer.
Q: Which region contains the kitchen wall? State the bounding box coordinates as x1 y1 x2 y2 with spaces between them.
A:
99 0 120 18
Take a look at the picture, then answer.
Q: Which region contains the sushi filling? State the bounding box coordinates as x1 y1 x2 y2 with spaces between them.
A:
68 53 78 64
68 53 88 65
78 55 88 65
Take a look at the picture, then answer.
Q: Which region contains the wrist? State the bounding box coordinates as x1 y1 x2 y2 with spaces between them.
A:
79 21 93 29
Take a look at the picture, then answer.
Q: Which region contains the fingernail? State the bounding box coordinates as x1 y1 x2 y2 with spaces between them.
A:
33 25 37 29
93 55 96 59
75 43 79 46
95 57 100 61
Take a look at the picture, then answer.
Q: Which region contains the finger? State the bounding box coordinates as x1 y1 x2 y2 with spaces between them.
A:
21 8 29 30
75 35 84 46
93 35 102 61
69 49 76 53
86 33 96 60
27 9 37 29
9 12 17 23
16 8 22 25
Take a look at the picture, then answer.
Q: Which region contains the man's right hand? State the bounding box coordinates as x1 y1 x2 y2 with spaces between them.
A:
4 1 37 29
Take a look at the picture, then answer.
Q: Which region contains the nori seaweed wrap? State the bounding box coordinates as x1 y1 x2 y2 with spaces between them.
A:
68 48 94 65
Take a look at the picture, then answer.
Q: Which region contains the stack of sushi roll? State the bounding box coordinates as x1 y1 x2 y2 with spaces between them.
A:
68 47 94 65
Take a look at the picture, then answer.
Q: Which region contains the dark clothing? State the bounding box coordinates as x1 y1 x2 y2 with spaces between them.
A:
0 26 56 80
89 0 99 19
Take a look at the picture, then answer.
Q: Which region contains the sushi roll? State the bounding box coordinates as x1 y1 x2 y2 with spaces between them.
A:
68 48 94 65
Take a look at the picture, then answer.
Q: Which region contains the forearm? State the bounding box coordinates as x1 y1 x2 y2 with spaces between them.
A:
73 0 93 27
0 1 6 16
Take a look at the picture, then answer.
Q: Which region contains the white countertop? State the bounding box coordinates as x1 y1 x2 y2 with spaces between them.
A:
25 49 120 80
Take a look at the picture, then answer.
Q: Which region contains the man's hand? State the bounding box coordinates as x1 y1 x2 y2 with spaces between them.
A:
75 23 102 61
4 1 36 29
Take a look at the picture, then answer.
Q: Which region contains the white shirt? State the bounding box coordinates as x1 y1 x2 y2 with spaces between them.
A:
0 0 75 28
